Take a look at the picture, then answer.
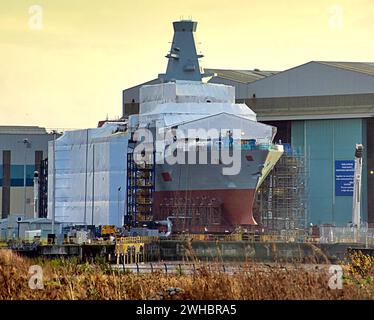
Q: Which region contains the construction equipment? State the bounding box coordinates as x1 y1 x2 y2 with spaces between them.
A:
352 144 363 230
99 225 116 238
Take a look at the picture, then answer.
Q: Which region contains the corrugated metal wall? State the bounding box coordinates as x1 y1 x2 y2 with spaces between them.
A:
0 133 53 218
291 119 366 226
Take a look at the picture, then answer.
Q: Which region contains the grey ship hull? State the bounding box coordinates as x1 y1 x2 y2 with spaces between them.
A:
152 147 282 231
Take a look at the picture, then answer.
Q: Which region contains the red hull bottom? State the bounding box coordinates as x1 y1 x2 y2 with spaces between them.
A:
153 189 257 233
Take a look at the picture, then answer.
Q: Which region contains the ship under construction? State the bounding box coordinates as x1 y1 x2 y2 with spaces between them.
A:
124 20 284 234
40 19 286 236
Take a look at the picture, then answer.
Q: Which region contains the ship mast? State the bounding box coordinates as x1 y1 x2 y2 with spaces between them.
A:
159 20 205 82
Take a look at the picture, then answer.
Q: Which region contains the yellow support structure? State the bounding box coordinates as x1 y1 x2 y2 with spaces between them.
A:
115 237 145 265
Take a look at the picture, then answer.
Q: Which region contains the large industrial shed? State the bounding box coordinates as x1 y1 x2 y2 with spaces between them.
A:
0 126 55 220
122 61 374 227
241 61 374 227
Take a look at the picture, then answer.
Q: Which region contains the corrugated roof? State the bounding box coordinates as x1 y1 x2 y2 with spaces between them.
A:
205 68 279 84
317 61 374 76
244 93 374 120
0 126 47 135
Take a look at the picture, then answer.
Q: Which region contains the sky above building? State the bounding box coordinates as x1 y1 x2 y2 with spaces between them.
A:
1 0 373 130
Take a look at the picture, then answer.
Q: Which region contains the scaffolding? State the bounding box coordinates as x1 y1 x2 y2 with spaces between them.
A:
38 159 48 218
126 145 155 224
254 145 308 237
159 196 223 233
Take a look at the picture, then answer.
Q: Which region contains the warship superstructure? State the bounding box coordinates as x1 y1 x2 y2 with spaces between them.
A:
126 20 283 233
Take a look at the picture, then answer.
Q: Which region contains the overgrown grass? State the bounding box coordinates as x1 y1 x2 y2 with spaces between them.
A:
0 249 373 300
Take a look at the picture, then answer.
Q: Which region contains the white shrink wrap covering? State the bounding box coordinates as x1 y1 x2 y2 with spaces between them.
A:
138 102 257 129
47 123 129 227
176 113 273 141
138 81 256 130
139 81 235 114
140 83 176 106
175 82 235 103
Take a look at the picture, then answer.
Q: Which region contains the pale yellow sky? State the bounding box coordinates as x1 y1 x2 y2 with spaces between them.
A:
0 0 373 129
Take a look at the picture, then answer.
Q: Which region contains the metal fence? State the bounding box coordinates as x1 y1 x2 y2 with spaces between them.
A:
319 225 374 245
111 262 331 275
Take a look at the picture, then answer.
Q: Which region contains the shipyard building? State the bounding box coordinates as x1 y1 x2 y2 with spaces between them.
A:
0 126 55 219
123 62 374 227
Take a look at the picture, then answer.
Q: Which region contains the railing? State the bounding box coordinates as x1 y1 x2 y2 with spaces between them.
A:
318 226 374 245
8 240 40 251
160 233 305 243
111 262 332 275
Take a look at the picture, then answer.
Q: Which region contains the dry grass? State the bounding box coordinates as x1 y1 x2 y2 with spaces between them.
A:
0 249 373 300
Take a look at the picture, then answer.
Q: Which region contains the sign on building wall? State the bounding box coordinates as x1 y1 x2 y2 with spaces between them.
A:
335 160 354 196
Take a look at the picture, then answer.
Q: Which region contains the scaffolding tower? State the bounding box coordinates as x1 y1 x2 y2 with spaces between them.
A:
126 143 155 225
254 146 308 236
